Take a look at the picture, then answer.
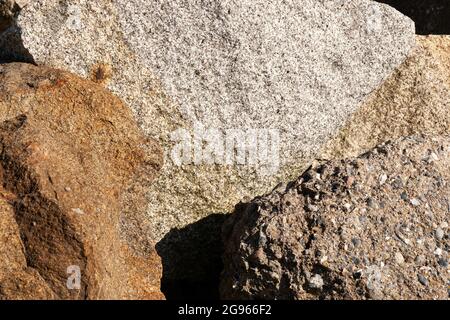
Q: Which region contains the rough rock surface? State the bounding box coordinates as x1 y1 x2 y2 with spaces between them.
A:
0 197 56 299
0 1 416 246
321 35 450 160
1 1 417 297
0 63 164 300
222 135 449 300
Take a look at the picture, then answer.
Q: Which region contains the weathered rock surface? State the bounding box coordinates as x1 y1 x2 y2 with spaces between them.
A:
321 35 450 160
0 63 164 300
0 1 416 245
222 135 449 300
0 197 56 299
0 1 417 298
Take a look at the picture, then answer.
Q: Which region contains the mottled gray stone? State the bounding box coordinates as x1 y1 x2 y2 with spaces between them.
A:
1 0 415 244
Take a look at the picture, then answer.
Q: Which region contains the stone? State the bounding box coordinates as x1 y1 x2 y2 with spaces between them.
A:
394 252 405 265
418 274 429 287
221 135 450 300
437 258 448 268
0 63 164 300
1 1 416 295
309 274 324 290
435 228 444 240
0 1 416 247
321 35 450 160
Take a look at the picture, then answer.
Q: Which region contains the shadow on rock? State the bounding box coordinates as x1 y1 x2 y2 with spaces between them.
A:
376 0 450 35
156 214 228 300
0 3 34 64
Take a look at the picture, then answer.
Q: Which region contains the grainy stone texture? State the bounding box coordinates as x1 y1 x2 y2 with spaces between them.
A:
0 197 57 299
0 63 164 300
0 1 416 244
321 35 450 160
221 135 449 300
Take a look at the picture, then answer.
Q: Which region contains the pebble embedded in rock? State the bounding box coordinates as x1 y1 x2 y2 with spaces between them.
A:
437 258 448 268
309 274 324 290
418 274 429 286
435 228 444 240
394 252 405 265
352 238 362 247
379 174 388 185
415 255 426 265
367 198 378 209
401 192 409 201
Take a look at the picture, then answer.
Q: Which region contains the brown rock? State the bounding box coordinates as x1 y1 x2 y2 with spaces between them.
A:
321 35 450 160
0 63 164 300
0 196 56 299
221 135 449 300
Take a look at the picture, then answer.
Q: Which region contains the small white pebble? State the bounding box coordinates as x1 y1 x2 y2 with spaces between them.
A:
434 248 443 256
72 208 84 215
410 198 420 207
379 174 387 185
435 228 445 240
394 252 405 264
430 152 439 162
65 187 72 192
309 274 324 290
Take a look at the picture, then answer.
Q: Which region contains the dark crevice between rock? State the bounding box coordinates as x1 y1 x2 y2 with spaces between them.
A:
0 3 35 64
156 214 228 300
375 0 450 35
0 115 88 299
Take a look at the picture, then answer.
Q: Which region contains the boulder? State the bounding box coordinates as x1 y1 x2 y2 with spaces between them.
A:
0 63 164 300
314 35 450 300
0 197 56 299
221 135 449 300
321 35 450 160
0 0 416 245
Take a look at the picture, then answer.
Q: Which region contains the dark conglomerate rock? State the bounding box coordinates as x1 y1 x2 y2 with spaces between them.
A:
221 135 449 300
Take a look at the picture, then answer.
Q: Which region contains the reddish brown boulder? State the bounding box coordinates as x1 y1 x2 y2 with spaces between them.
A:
0 63 164 299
